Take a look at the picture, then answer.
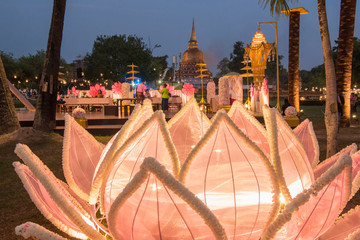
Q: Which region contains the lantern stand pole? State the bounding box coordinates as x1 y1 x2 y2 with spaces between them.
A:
196 63 208 104
258 21 280 111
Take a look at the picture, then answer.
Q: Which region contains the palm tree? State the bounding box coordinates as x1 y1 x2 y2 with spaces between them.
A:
259 0 339 157
318 0 338 157
287 10 300 113
336 0 357 127
258 0 291 15
33 0 66 132
0 56 20 134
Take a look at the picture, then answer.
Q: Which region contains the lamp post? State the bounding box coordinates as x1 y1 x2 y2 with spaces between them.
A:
258 21 280 111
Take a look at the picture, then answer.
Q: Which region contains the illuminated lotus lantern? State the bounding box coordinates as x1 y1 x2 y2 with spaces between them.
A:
13 98 360 240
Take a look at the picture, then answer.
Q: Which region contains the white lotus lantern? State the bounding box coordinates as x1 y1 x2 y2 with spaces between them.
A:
13 99 360 240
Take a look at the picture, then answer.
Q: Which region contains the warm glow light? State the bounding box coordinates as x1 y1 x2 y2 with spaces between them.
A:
195 191 274 209
279 194 286 205
13 101 359 240
151 183 161 191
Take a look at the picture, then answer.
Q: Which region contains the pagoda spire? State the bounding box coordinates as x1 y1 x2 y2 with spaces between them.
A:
188 18 198 48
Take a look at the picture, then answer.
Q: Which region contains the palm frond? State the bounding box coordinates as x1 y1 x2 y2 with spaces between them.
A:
258 0 296 16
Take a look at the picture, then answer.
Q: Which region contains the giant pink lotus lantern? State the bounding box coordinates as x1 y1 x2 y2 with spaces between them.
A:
14 99 360 240
89 84 106 97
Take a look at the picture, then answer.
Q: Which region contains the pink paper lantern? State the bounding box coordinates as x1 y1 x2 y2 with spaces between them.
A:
111 82 122 95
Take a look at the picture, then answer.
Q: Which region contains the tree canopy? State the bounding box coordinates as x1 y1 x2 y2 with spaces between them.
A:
0 50 71 90
300 37 360 89
84 34 167 86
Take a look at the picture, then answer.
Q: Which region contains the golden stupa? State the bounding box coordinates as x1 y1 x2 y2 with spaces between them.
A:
175 19 211 86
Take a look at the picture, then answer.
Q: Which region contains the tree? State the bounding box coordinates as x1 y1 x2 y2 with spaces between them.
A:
258 0 291 15
318 0 338 157
0 51 18 84
352 38 360 87
228 41 246 72
300 64 326 89
287 9 302 113
33 0 66 132
336 0 357 127
17 50 46 90
259 0 339 157
0 56 20 134
84 35 166 85
265 54 288 85
215 57 230 78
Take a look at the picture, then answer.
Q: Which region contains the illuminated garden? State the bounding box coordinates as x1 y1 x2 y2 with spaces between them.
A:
1 0 360 240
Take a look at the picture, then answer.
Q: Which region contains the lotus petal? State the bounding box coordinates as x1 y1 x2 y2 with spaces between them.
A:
15 222 68 240
168 98 211 166
263 106 314 202
14 144 104 240
293 119 320 168
90 101 153 204
314 144 357 179
180 112 279 240
101 111 180 214
350 150 360 198
108 158 227 240
319 206 360 240
262 155 352 240
63 114 104 201
228 100 270 157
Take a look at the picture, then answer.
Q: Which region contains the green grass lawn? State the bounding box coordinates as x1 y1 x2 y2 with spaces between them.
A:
0 132 111 239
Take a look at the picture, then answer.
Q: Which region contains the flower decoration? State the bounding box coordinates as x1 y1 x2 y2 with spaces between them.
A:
89 84 106 97
111 82 122 95
285 106 297 117
13 99 360 240
68 86 80 97
182 83 195 96
72 107 86 119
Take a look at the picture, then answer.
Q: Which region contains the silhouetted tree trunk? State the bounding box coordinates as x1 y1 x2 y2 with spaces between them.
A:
288 11 300 112
33 0 66 132
318 0 338 157
0 56 20 134
336 0 357 127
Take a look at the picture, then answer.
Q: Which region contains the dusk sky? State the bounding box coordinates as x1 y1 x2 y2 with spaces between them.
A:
1 0 359 75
